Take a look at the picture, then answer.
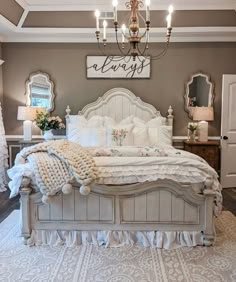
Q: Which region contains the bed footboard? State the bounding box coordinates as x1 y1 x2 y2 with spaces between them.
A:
20 177 215 246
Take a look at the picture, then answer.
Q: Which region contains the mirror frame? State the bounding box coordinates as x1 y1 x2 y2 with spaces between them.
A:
25 71 55 112
184 71 215 119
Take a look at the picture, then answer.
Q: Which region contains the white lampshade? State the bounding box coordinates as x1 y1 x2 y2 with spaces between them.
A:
193 107 214 121
17 106 45 141
17 106 45 121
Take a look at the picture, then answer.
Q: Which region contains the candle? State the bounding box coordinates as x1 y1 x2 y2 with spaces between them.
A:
94 10 100 31
166 14 172 28
112 0 118 22
103 20 107 40
168 4 174 14
121 24 126 43
145 0 150 22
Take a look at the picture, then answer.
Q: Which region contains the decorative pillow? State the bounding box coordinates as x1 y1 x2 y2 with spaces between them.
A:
133 116 166 127
68 115 104 127
67 115 106 146
148 126 172 147
68 127 107 147
106 124 134 146
104 116 134 127
132 126 148 146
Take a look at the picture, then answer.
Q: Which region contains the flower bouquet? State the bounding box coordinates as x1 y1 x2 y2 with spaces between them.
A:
187 123 198 142
112 128 128 146
35 111 65 140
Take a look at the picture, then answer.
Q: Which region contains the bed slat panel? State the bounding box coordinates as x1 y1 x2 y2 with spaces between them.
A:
134 194 147 221
50 193 63 220
99 196 113 221
171 195 184 222
38 203 50 220
184 203 198 223
87 194 100 220
122 197 135 222
159 191 172 221
147 191 159 221
75 189 87 221
62 190 75 220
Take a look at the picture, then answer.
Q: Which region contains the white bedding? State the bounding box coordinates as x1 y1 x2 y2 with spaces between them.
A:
8 145 222 215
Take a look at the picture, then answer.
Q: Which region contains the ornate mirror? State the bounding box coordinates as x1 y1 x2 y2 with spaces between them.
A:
25 71 55 112
184 72 214 118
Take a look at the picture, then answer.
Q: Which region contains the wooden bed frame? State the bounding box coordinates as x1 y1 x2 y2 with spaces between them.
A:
20 88 216 246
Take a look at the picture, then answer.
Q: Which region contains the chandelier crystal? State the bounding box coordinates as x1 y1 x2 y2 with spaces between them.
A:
94 1 174 60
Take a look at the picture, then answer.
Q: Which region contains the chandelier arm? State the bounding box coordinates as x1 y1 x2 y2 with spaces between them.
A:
97 40 108 56
151 42 170 60
136 38 149 56
115 29 131 56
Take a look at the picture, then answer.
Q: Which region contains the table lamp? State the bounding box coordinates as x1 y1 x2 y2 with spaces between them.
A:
17 106 44 141
193 107 214 142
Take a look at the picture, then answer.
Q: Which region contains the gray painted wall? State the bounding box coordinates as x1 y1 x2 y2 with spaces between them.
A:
2 42 236 136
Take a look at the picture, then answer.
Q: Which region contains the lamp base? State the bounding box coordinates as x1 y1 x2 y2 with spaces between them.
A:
198 121 208 142
23 120 32 141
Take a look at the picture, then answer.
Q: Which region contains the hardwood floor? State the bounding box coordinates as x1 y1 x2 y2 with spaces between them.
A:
0 190 20 223
0 188 235 223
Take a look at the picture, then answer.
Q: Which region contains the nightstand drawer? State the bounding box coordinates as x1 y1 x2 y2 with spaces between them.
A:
184 141 220 171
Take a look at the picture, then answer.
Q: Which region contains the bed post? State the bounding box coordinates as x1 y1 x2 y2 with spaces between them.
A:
167 105 174 126
65 105 71 137
19 177 32 244
203 178 216 246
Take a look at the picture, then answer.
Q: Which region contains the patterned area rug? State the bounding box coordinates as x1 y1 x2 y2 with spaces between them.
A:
0 211 235 282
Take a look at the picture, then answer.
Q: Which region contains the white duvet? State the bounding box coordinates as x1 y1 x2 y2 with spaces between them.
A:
8 145 222 214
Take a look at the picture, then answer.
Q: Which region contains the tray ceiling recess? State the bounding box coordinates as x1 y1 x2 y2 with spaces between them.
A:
0 0 235 42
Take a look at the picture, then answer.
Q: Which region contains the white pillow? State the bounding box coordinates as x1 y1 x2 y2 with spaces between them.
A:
107 124 134 146
68 115 104 127
132 126 148 146
148 126 172 147
104 116 134 127
67 115 106 146
133 116 166 127
69 127 107 147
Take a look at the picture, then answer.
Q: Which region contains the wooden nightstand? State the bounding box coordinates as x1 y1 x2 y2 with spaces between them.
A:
19 139 44 150
184 140 220 171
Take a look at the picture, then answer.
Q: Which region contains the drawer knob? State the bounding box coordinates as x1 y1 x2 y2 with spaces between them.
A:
223 136 228 140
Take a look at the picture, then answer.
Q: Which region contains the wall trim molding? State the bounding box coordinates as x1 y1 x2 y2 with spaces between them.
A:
13 0 236 12
5 135 221 142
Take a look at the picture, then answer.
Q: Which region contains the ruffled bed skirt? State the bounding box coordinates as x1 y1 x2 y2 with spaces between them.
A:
27 229 204 249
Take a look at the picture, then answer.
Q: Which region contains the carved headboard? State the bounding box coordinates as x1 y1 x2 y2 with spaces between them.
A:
66 87 173 126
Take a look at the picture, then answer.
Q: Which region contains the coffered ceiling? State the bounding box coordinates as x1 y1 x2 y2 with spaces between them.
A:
0 0 235 42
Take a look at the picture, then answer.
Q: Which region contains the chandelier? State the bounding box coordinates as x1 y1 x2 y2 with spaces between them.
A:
94 0 174 61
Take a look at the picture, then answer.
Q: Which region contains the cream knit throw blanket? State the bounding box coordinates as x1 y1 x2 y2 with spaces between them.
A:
19 140 98 203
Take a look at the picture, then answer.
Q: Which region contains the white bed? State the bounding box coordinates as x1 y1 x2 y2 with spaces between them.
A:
15 88 221 249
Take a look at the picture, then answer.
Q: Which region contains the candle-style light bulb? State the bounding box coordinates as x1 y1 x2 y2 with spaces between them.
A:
168 5 174 14
166 14 172 28
95 10 100 31
145 0 150 22
103 20 108 40
112 0 118 22
121 24 126 43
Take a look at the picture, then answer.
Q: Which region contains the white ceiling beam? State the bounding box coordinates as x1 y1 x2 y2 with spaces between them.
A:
2 26 236 43
15 0 29 10
17 10 29 29
14 0 236 11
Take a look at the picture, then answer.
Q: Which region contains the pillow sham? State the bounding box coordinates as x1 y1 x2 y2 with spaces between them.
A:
106 124 134 146
104 115 134 127
68 115 104 127
148 126 172 147
132 126 148 146
68 127 107 147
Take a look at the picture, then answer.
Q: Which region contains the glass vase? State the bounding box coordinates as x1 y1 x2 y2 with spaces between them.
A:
189 131 196 142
